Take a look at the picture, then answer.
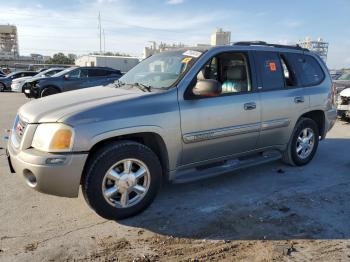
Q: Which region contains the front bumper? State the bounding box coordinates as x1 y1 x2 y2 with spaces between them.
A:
11 82 23 92
7 140 88 198
23 85 40 98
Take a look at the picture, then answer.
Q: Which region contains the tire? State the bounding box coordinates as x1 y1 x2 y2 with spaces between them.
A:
282 117 319 166
41 87 59 97
0 83 5 92
82 141 162 220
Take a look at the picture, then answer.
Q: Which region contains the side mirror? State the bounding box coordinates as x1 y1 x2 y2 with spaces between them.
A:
64 74 69 80
192 79 221 97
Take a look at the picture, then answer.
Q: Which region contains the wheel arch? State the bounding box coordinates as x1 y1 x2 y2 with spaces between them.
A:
299 110 326 139
41 85 61 94
81 132 170 183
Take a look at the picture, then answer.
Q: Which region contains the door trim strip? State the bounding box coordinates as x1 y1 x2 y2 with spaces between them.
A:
182 118 290 144
183 123 261 144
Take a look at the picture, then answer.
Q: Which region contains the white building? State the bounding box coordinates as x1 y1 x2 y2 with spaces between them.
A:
210 28 231 46
143 41 186 59
75 55 140 73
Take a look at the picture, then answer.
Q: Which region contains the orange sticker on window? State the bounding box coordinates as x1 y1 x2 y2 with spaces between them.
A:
182 57 192 64
269 62 277 72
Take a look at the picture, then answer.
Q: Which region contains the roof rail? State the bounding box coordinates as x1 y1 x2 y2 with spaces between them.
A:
233 41 309 51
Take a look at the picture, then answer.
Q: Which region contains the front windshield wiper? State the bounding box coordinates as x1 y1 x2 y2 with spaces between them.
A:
113 79 126 88
130 82 152 92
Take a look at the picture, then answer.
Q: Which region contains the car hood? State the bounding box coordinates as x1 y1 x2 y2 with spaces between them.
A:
18 85 144 123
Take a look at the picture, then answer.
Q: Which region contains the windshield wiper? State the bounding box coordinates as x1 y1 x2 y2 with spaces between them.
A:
130 82 152 92
114 79 126 88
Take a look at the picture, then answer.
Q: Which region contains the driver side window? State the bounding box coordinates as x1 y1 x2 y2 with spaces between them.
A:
68 69 88 78
193 52 251 97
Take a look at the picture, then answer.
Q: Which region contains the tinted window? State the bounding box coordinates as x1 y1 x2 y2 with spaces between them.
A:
89 69 108 77
24 72 37 76
284 53 324 86
106 70 121 76
279 54 299 87
255 52 284 91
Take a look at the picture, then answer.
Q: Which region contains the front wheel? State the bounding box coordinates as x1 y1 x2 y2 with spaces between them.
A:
82 141 162 220
282 118 319 166
41 87 58 97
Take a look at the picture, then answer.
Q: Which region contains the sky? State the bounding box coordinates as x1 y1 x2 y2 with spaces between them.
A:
0 0 349 69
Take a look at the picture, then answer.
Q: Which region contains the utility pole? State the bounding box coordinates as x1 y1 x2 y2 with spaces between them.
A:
98 12 102 55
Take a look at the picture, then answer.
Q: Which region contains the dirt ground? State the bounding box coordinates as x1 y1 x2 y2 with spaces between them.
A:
1 93 350 262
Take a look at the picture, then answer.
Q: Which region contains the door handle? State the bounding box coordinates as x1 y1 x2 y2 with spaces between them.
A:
244 102 256 110
294 96 305 103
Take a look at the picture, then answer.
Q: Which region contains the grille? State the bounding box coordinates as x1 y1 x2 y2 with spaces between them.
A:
14 117 27 142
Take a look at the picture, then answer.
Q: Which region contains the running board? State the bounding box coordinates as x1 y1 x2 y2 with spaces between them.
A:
173 150 282 184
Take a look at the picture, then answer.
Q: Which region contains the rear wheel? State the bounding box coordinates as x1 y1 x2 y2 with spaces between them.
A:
282 118 319 166
82 141 162 220
41 87 58 97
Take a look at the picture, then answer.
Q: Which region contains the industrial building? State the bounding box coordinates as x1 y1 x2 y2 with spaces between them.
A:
210 28 231 46
0 24 19 59
142 28 231 59
299 37 329 62
75 55 140 73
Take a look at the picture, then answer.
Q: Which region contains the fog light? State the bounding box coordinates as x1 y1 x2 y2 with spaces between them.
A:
46 157 66 165
23 169 37 187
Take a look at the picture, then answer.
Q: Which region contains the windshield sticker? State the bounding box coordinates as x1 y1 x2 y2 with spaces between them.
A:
183 50 202 58
182 57 193 64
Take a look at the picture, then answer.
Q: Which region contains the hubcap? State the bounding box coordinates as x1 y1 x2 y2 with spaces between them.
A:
102 159 150 208
296 128 315 159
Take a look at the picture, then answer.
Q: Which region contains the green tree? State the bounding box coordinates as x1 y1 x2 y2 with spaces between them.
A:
47 53 75 65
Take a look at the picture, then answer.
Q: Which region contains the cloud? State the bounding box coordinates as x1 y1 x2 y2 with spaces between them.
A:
166 0 185 5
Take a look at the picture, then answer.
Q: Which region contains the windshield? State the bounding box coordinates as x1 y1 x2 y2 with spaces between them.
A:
119 50 203 89
338 73 350 81
52 67 77 77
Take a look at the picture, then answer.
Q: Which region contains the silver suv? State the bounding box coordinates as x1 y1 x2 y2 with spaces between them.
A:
6 42 336 220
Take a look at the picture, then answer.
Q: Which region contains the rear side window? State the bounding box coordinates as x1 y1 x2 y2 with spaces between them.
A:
284 54 325 86
89 69 108 77
255 52 284 91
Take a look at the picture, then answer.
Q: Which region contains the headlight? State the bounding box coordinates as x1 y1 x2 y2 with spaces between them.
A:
32 123 75 152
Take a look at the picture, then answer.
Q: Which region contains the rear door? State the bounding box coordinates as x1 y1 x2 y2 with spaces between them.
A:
254 51 308 148
88 68 110 86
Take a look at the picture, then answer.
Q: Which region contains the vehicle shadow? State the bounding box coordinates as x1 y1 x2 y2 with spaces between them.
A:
118 137 350 241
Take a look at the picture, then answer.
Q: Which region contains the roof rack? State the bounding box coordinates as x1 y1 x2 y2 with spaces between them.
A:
233 41 309 51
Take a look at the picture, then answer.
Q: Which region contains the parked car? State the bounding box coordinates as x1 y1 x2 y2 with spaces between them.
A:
333 73 350 94
0 71 37 92
0 69 6 77
337 87 350 120
24 67 122 98
11 68 64 93
6 42 336 220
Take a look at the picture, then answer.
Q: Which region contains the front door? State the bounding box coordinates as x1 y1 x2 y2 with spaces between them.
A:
178 51 261 165
63 68 89 91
